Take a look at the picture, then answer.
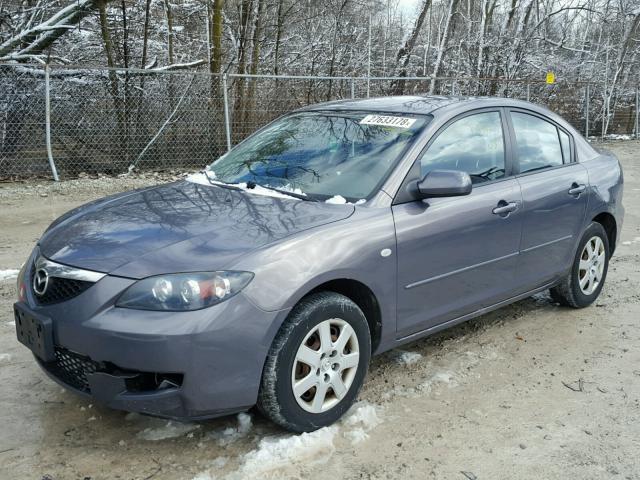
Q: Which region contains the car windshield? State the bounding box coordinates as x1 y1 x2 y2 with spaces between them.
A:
206 111 429 201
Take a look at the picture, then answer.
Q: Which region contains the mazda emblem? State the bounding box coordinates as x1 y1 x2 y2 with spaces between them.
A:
33 268 49 296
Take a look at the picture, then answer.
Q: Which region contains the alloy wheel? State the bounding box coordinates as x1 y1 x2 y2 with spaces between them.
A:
291 318 360 413
578 236 606 295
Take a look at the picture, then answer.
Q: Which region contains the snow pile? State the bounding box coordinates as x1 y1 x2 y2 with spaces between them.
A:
0 353 11 362
325 195 347 204
210 412 253 446
193 404 384 479
137 420 200 441
342 403 383 445
344 403 383 430
392 350 423 365
0 269 19 281
233 426 338 478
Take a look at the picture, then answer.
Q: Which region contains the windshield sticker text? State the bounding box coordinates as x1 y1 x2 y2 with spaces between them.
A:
359 115 416 128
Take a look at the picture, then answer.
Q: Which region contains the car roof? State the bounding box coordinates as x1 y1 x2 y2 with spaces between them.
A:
299 95 554 117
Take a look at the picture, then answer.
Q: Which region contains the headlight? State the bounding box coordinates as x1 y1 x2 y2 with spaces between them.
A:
116 271 254 311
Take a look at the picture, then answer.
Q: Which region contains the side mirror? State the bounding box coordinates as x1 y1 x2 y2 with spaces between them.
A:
415 170 472 198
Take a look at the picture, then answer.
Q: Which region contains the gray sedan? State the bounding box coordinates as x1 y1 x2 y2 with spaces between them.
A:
14 96 623 432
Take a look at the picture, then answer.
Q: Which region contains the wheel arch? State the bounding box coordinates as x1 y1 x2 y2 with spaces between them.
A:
304 278 383 354
592 211 617 254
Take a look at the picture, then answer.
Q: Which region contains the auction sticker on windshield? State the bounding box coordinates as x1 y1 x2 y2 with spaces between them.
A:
360 114 416 128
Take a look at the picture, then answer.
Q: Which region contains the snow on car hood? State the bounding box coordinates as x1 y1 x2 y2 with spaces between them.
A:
39 180 354 278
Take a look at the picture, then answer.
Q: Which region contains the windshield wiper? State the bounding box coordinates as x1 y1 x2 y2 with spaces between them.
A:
202 170 244 191
247 182 318 202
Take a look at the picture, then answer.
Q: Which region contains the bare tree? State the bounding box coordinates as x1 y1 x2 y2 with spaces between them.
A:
390 0 432 94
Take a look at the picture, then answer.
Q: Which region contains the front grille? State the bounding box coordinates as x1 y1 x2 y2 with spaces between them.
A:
30 263 94 305
43 347 101 392
41 347 184 395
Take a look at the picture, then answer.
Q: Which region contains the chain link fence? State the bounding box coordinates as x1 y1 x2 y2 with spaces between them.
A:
1 64 638 180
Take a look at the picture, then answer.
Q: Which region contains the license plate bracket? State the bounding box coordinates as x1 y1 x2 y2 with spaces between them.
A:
14 303 55 362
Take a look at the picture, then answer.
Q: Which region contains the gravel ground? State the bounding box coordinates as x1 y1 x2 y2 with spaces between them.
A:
0 142 639 480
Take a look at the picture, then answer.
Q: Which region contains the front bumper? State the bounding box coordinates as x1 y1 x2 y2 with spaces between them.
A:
17 266 290 420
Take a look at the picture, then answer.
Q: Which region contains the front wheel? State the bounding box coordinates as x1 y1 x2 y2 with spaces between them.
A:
257 292 371 432
550 222 610 308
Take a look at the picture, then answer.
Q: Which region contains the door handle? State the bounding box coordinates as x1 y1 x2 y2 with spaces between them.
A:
492 201 519 216
568 183 586 196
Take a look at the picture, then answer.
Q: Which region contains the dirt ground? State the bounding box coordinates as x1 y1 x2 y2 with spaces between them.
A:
1 142 639 480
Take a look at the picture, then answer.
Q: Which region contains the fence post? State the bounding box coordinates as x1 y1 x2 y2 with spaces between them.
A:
351 79 355 99
601 84 606 140
222 73 232 152
44 64 59 181
636 85 640 140
585 84 590 138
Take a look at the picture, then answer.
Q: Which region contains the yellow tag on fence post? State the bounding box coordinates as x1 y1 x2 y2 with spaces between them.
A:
546 71 555 85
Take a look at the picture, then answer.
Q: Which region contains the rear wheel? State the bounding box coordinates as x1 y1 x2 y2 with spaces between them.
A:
257 292 371 432
550 222 609 308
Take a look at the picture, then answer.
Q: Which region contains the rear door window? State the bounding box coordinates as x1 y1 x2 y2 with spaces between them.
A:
511 112 563 173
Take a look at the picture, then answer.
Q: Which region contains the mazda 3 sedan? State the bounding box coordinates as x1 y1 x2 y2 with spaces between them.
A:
14 96 623 432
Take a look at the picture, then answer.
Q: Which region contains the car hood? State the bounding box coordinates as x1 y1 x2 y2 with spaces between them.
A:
39 181 354 279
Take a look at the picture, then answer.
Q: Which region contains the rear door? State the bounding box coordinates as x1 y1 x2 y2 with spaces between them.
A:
507 110 588 291
393 109 523 338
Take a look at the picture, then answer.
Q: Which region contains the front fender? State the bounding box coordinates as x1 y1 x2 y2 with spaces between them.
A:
232 206 398 351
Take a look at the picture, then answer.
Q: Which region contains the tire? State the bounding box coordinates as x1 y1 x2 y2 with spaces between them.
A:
549 222 610 308
257 292 371 432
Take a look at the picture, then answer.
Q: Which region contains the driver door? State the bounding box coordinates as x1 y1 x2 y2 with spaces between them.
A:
392 110 523 338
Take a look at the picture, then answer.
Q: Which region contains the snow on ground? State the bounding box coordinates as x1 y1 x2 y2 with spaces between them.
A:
209 413 253 446
392 349 423 365
588 134 636 141
343 403 384 445
345 403 382 429
343 428 369 445
0 269 19 281
0 353 11 362
136 420 200 441
419 371 458 392
621 236 640 246
235 425 338 478
193 403 383 479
